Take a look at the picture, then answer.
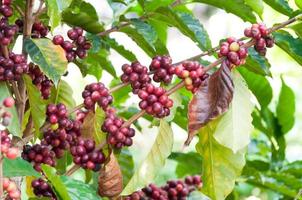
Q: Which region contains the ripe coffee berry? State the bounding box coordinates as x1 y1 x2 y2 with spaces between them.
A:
175 61 209 93
0 53 28 81
82 82 113 110
138 84 173 118
101 109 135 148
42 128 70 158
28 63 53 99
3 178 21 200
121 61 151 94
244 23 274 56
32 178 57 200
52 27 91 62
1 130 18 159
218 37 248 67
0 17 19 46
0 4 13 17
32 21 49 38
22 144 56 172
3 97 14 107
46 103 71 128
150 55 175 84
70 137 105 171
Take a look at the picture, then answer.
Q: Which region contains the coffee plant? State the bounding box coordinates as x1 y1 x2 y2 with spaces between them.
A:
0 0 301 200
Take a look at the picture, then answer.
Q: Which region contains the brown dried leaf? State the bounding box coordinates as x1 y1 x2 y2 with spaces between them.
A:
186 61 234 145
98 153 123 198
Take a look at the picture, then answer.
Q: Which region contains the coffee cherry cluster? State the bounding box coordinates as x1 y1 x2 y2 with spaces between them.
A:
52 27 91 62
31 178 57 200
46 103 70 128
15 19 49 38
138 84 173 118
70 138 105 171
82 82 113 110
28 63 53 99
75 109 88 123
1 97 14 126
102 109 135 148
0 17 19 46
121 61 151 94
3 178 21 200
175 61 209 93
0 53 28 81
22 144 56 172
125 175 202 200
1 130 18 159
244 23 274 56
0 0 13 18
150 55 175 84
219 37 248 67
41 128 71 159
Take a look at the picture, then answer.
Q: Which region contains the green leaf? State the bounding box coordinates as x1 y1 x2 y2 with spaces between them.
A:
81 107 106 145
120 26 157 57
110 79 131 105
296 0 302 10
3 157 41 178
190 0 257 22
153 8 212 51
169 152 202 177
117 149 134 186
24 38 67 86
238 67 273 107
148 19 168 45
103 37 137 61
41 165 71 200
244 48 271 76
0 83 20 136
245 0 264 17
263 0 293 16
45 0 61 31
176 12 212 51
144 0 174 11
282 161 302 178
62 0 104 33
273 30 302 66
276 78 295 134
24 75 46 138
196 120 246 200
131 19 158 49
188 191 211 200
290 22 302 38
49 80 76 109
61 176 101 200
214 71 254 153
165 92 183 122
122 120 173 195
56 152 73 174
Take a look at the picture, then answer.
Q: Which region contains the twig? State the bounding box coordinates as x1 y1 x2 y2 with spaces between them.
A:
122 110 146 128
68 103 84 115
15 5 25 17
34 0 46 20
109 82 129 93
11 82 22 103
166 81 185 96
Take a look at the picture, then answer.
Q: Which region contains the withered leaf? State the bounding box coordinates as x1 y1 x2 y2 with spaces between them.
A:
98 153 123 198
186 61 234 145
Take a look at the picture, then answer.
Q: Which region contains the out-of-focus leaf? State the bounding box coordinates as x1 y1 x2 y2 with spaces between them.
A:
144 0 174 11
165 92 183 122
245 0 264 17
187 62 234 145
61 176 100 200
263 0 293 16
282 161 302 178
62 0 104 33
196 120 246 200
56 152 73 175
238 67 272 107
45 0 64 31
244 48 271 76
188 191 211 200
276 78 295 134
24 38 67 86
273 30 302 66
3 157 41 177
290 22 302 38
122 120 173 195
99 153 123 198
49 80 76 109
152 8 212 51
189 0 257 22
0 83 20 136
169 152 202 177
81 107 106 145
103 37 137 61
41 165 71 200
117 149 134 186
110 79 131 105
296 0 302 10
24 75 46 138
214 71 254 153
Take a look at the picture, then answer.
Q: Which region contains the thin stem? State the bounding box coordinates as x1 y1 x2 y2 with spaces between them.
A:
12 82 22 103
122 110 146 128
166 81 185 96
15 5 25 17
109 82 129 93
68 103 84 115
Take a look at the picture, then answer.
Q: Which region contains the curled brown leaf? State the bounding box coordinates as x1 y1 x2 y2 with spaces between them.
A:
186 61 234 145
98 153 123 198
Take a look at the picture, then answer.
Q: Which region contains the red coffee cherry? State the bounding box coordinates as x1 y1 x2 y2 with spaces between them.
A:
32 178 57 199
3 97 14 107
149 55 175 84
0 53 28 81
